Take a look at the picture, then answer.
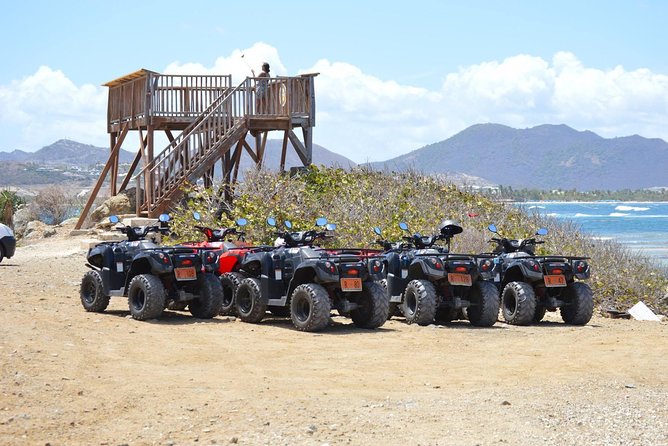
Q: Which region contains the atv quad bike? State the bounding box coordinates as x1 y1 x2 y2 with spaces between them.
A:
235 217 388 332
181 212 251 315
80 214 223 321
479 224 594 326
375 220 499 327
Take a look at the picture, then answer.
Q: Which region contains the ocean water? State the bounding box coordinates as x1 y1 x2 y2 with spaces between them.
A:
516 201 668 266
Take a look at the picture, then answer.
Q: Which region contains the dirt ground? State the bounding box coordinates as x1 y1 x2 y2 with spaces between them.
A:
1 225 667 446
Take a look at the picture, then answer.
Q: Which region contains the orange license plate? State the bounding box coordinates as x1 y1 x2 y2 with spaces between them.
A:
175 267 197 281
544 274 566 287
340 277 362 292
448 273 472 286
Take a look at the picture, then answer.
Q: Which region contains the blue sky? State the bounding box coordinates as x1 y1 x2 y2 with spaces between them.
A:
1 0 667 163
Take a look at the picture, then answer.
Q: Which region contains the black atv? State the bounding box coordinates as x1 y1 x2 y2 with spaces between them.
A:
79 214 223 321
235 217 388 332
479 224 594 326
375 220 499 327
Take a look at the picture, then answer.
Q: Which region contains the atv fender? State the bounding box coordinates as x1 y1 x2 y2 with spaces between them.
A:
505 261 543 283
408 257 444 280
288 263 338 297
125 254 172 288
87 244 114 269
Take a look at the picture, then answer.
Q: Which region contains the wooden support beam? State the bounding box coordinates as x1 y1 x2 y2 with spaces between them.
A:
280 130 289 171
256 131 268 170
119 150 142 193
288 129 311 165
74 124 130 229
242 138 259 164
232 137 244 184
110 132 118 196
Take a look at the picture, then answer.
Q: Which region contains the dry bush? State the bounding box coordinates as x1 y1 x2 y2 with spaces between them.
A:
26 186 82 225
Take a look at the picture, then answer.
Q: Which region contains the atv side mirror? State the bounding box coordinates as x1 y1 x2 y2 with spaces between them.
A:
536 227 548 236
488 224 498 233
373 227 382 236
267 217 276 227
284 220 293 229
159 214 170 222
193 211 201 221
316 217 328 227
326 223 336 231
109 215 120 224
236 218 248 226
399 222 409 232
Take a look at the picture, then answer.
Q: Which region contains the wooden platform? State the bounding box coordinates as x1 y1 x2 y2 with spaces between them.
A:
75 70 318 228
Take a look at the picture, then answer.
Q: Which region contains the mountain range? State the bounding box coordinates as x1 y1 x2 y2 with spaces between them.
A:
2 124 667 190
366 123 668 190
0 139 136 165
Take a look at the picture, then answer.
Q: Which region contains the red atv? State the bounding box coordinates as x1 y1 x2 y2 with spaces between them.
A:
182 212 251 315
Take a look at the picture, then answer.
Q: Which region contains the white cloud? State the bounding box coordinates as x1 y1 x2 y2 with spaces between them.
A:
0 66 106 150
2 48 668 163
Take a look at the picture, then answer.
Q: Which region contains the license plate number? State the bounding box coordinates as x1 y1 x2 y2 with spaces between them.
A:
448 273 472 286
544 274 566 287
175 267 197 281
340 277 362 292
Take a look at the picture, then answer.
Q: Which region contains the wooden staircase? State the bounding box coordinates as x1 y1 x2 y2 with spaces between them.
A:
75 70 318 227
134 82 248 216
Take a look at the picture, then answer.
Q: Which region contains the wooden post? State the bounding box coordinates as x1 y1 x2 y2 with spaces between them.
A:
74 124 129 229
280 130 289 171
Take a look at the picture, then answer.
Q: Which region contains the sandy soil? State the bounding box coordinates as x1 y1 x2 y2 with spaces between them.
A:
1 227 667 446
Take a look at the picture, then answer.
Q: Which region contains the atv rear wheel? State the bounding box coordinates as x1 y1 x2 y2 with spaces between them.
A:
128 274 166 321
466 280 500 327
402 279 437 326
189 274 224 319
501 281 536 326
351 281 389 329
235 277 266 323
561 282 594 325
290 283 331 332
533 305 547 323
220 272 244 315
80 270 110 313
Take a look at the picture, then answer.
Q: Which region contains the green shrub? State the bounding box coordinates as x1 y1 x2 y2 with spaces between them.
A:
168 166 668 316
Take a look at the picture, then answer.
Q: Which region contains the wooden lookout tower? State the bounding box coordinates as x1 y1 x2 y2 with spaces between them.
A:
75 69 318 229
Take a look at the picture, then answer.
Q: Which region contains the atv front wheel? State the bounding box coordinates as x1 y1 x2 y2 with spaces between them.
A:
189 274 224 319
561 282 594 325
466 280 500 327
290 283 331 332
220 272 243 316
235 277 266 323
351 281 389 329
127 274 166 321
501 281 536 326
401 279 437 326
80 270 110 313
